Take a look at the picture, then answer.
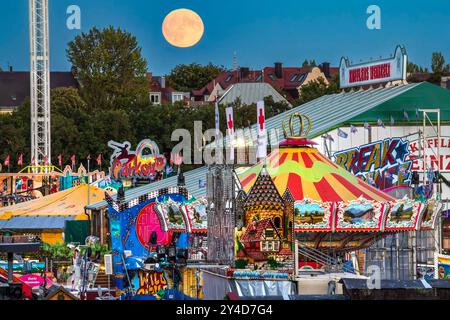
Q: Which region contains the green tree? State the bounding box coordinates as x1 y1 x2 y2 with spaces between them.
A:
67 26 148 110
167 63 225 91
297 74 340 105
431 52 446 74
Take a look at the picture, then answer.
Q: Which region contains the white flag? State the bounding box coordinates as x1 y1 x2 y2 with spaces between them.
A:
225 106 235 162
215 100 220 138
256 101 267 159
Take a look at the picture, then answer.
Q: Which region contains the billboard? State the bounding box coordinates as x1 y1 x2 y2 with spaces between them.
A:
339 46 407 88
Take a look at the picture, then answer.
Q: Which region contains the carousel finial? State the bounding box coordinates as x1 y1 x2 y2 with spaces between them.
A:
282 113 312 140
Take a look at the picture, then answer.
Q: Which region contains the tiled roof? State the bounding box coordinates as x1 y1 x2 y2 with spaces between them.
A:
241 218 281 242
243 167 284 210
0 71 79 108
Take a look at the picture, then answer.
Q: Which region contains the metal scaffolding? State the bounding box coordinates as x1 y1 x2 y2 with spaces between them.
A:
29 0 51 166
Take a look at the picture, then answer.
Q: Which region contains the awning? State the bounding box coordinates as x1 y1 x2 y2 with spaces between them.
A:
0 216 75 230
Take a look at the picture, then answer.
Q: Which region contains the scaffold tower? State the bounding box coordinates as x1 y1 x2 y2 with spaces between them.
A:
29 0 51 165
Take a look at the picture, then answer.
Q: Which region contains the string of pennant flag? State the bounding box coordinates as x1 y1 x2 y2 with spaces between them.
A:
325 108 422 142
0 153 103 171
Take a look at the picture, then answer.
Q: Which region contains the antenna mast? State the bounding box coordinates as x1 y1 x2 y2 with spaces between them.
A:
30 0 51 166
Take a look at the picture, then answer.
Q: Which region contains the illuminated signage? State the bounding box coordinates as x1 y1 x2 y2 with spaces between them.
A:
108 139 167 180
333 137 412 190
339 46 407 88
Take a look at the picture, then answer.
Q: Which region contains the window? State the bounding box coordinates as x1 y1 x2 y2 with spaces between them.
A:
268 74 276 81
255 74 263 82
225 74 233 82
289 74 299 82
274 241 280 251
265 229 274 238
172 93 184 102
149 93 161 105
297 73 307 84
274 217 281 229
268 242 273 251
261 241 267 251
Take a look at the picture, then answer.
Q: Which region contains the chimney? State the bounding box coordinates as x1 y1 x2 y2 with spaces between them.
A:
9 66 13 72
320 62 330 78
161 76 166 89
240 67 250 80
274 62 283 79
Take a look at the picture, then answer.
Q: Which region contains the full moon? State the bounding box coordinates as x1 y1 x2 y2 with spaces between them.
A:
162 9 204 48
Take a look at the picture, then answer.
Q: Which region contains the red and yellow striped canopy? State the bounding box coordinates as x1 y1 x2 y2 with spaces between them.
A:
238 146 395 203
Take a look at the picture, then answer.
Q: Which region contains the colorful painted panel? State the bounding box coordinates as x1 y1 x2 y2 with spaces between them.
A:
136 202 172 247
420 198 444 230
182 198 208 232
293 198 333 231
435 254 450 280
385 198 425 231
335 198 387 231
155 199 190 232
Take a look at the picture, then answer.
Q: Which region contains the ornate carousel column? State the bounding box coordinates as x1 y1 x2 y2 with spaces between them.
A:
206 164 236 264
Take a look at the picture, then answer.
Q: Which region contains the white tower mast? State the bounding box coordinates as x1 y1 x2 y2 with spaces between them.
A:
29 0 51 166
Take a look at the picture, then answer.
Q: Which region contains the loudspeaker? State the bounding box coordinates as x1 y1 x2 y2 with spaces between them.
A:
7 283 23 300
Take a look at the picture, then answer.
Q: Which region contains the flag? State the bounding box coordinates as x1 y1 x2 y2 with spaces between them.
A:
17 153 23 167
165 166 174 175
71 155 76 167
32 156 36 166
57 154 62 167
199 179 207 188
96 154 102 166
170 151 183 166
337 128 348 139
4 155 10 167
256 101 267 159
43 155 48 166
364 122 371 130
214 99 220 138
225 106 235 162
390 115 395 126
377 118 385 128
403 110 409 121
350 125 358 134
324 133 334 142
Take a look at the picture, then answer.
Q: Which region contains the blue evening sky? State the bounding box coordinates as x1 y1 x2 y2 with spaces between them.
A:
1 0 449 75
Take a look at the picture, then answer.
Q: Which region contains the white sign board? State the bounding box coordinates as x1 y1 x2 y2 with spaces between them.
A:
339 46 407 88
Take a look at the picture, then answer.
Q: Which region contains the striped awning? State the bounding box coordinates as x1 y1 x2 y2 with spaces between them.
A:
239 146 396 203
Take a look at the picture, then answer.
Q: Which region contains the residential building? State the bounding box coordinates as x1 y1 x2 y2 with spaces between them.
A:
0 68 79 114
191 62 338 103
147 73 190 105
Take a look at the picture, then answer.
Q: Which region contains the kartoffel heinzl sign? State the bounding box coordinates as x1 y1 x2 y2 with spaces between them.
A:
339 45 407 88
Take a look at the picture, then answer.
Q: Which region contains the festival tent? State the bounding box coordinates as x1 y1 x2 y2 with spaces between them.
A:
0 184 105 244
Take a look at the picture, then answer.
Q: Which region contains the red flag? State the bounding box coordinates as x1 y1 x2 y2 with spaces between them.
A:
71 155 76 166
43 155 49 166
58 154 62 167
96 154 102 166
17 153 23 167
4 155 10 167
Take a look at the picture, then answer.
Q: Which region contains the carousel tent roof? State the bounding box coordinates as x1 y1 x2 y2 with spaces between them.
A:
0 184 104 223
239 146 396 203
87 82 449 210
